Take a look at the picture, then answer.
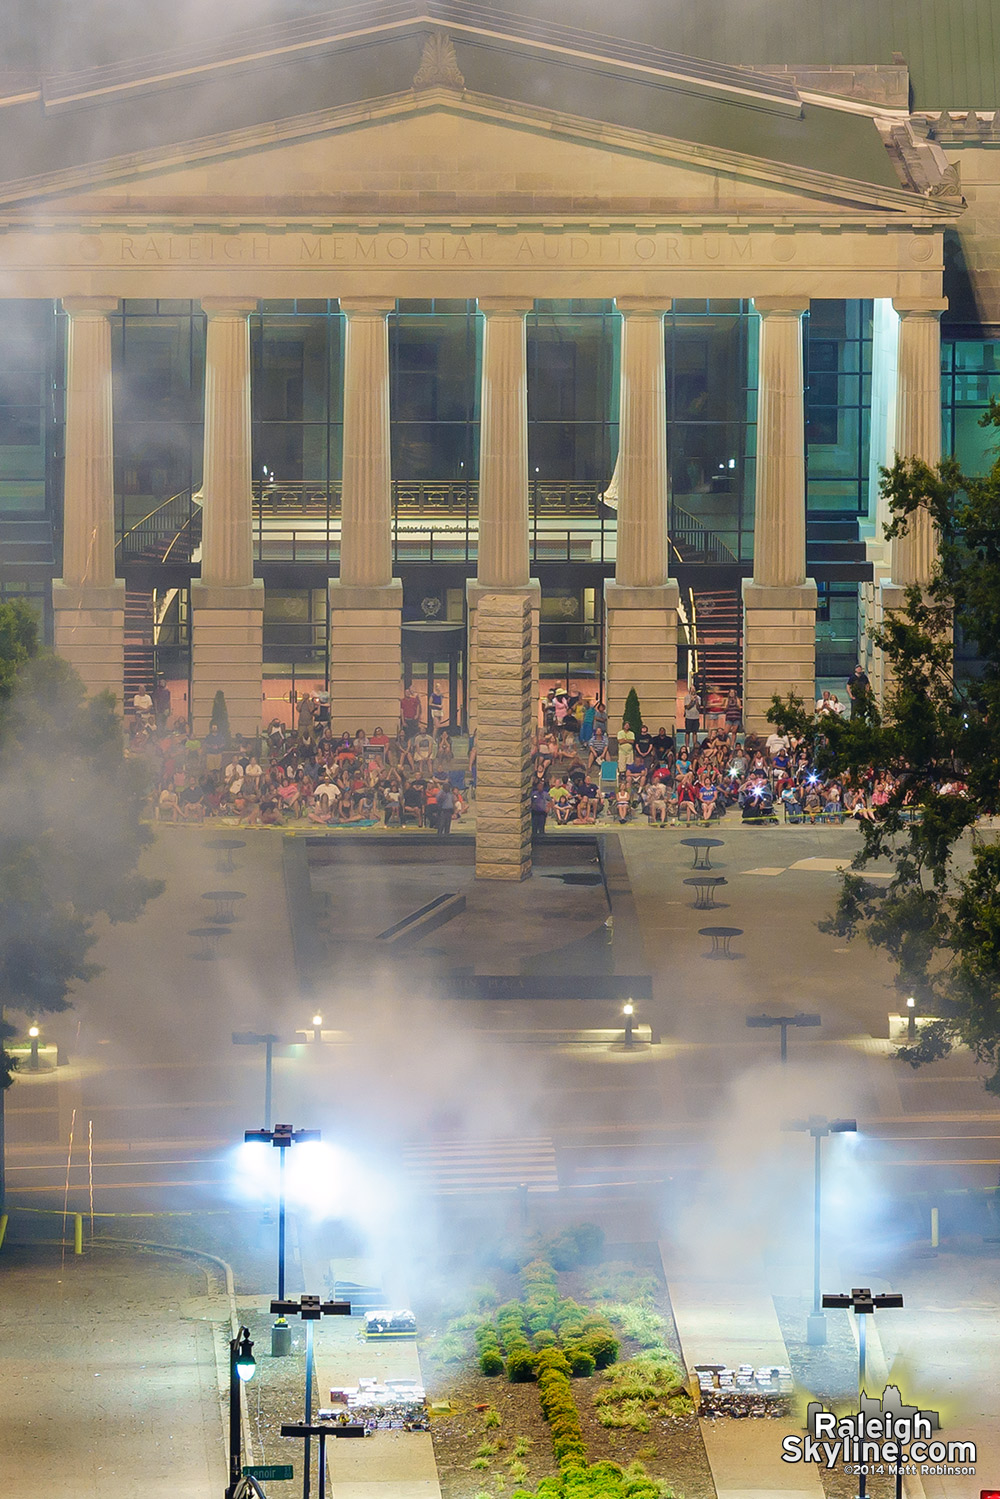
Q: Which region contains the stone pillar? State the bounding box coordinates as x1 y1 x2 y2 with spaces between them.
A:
742 297 816 731
860 298 899 696
475 592 533 881
467 297 539 732
191 297 263 737
329 297 402 735
874 297 947 704
604 298 679 731
52 297 126 700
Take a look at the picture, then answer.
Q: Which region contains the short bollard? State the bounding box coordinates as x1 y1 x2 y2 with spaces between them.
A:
272 1319 292 1358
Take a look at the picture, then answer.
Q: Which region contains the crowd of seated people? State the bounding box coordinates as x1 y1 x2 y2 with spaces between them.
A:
527 692 943 832
131 692 465 832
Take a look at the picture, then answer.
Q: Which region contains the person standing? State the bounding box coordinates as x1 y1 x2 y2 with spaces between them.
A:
436 778 455 836
530 773 549 837
683 685 702 747
400 685 421 739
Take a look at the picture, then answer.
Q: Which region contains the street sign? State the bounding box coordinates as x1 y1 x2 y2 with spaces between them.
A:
243 1464 293 1481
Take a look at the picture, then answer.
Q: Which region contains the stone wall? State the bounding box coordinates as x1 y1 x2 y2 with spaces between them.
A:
474 592 533 882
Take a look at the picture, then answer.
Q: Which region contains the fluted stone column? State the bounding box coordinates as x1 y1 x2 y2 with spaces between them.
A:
190 297 263 736
467 297 539 731
872 296 948 703
605 298 679 732
742 297 817 730
329 297 402 734
52 297 126 701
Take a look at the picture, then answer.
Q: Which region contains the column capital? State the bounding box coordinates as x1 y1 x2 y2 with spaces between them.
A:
615 297 670 316
477 296 533 316
62 296 119 317
339 295 396 316
200 296 259 317
892 297 948 318
752 296 809 317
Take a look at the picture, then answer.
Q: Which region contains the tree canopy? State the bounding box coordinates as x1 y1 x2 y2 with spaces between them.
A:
0 606 163 1094
768 401 1000 1090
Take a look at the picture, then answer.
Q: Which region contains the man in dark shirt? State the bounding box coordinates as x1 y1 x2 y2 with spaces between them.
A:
652 727 674 762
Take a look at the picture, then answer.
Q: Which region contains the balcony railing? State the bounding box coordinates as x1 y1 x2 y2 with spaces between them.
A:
114 478 740 569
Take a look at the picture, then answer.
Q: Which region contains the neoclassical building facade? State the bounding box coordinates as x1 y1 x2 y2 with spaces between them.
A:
0 3 984 732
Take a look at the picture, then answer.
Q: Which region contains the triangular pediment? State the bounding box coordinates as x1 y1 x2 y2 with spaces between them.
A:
0 89 956 228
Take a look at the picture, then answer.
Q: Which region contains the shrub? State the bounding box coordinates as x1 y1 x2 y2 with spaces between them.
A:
563 1344 596 1378
480 1348 505 1376
473 1282 500 1310
536 1352 587 1466
471 1457 491 1471
533 1329 558 1350
595 1397 650 1432
622 690 642 741
507 1345 538 1382
478 1441 501 1458
483 1408 502 1429
434 1332 469 1363
508 1461 529 1484
580 1329 619 1369
513 1438 531 1458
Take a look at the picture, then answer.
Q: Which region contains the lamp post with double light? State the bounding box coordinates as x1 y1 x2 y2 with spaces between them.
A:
271 1295 352 1499
244 1123 320 1355
782 1115 857 1344
821 1289 904 1499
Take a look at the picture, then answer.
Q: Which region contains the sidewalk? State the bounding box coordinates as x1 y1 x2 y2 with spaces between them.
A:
0 1243 228 1499
295 1236 443 1499
660 1239 824 1499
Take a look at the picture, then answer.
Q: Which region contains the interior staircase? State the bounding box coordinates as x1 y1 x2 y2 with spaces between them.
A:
690 588 742 697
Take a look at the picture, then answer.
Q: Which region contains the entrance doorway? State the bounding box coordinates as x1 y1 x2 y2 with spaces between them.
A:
402 621 466 733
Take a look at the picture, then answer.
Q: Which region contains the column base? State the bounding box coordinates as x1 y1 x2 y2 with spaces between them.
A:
868 578 952 712
328 578 402 736
190 580 264 738
604 581 680 732
466 579 540 733
52 579 126 704
741 579 817 732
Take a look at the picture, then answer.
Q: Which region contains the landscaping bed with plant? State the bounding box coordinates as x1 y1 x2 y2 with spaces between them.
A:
419 1226 716 1499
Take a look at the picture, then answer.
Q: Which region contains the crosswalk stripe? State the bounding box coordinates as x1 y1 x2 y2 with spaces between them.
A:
402 1137 559 1194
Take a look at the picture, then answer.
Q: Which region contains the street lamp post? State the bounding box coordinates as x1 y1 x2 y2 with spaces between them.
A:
245 1124 320 1356
782 1115 857 1345
623 1001 634 1049
28 1024 40 1072
906 996 916 1042
310 1012 323 1044
226 1326 257 1499
821 1288 904 1499
272 1295 352 1499
280 1422 366 1499
232 1031 281 1130
746 1011 821 1063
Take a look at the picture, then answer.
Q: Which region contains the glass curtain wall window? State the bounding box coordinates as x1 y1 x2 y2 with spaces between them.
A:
941 337 1000 476
0 300 62 517
804 298 872 515
250 299 345 517
666 299 756 565
111 300 206 549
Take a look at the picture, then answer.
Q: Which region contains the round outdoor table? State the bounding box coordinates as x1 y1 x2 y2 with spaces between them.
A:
699 925 743 958
680 837 724 870
683 875 727 910
201 890 247 924
205 837 246 874
189 926 228 960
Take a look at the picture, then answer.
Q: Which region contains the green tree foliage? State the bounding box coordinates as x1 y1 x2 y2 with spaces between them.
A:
622 689 642 740
0 607 163 1095
767 402 1000 1089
